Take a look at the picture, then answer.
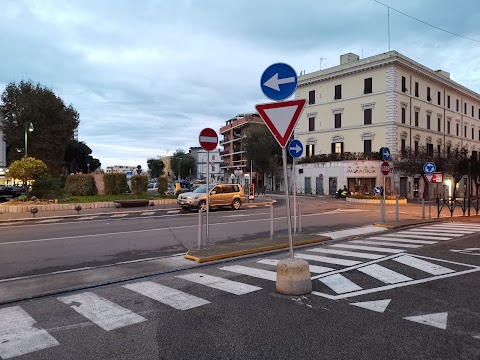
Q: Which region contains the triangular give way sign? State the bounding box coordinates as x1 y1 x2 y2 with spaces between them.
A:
255 99 306 148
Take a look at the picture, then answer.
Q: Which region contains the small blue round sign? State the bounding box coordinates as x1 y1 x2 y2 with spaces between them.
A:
288 139 303 158
423 162 436 174
260 63 298 101
374 186 382 195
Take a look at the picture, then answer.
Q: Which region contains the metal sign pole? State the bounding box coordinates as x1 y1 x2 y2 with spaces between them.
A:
282 147 294 258
206 151 210 247
293 158 297 235
429 182 431 219
383 175 386 223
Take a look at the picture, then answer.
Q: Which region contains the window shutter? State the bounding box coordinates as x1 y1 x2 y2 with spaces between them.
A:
331 143 335 154
340 142 344 154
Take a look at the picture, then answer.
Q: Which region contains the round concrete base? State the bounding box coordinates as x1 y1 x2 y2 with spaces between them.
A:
276 258 312 295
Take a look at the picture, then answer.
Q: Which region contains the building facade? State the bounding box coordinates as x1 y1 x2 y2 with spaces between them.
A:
294 51 480 198
189 147 222 181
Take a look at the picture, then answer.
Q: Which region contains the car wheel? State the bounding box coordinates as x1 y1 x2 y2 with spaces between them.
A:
231 199 241 210
197 201 207 212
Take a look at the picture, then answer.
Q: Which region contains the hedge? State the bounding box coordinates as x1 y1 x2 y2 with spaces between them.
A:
131 175 148 195
103 173 128 195
65 174 97 196
32 177 65 199
157 176 168 195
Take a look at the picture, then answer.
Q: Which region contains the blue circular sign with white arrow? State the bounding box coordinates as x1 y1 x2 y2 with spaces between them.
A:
382 147 391 161
423 162 436 174
288 139 303 158
260 63 298 101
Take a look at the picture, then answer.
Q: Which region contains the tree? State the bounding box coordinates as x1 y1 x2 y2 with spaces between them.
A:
147 158 165 179
64 140 100 174
444 148 469 199
171 150 196 180
0 80 80 175
244 124 282 189
8 157 48 197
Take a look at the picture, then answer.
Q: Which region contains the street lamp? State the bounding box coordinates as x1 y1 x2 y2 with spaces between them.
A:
177 157 183 180
24 122 34 157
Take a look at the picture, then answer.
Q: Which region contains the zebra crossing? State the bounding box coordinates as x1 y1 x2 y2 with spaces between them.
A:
1 222 479 358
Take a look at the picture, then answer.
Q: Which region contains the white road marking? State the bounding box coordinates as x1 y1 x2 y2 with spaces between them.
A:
431 224 478 231
368 236 437 245
350 299 391 313
257 259 334 274
57 292 146 331
110 213 129 218
295 253 361 266
331 244 405 253
315 225 386 239
36 219 62 223
400 230 463 237
0 306 59 359
349 240 423 249
393 255 455 275
382 233 451 241
318 274 362 294
358 264 412 284
219 265 277 281
307 248 384 260
167 210 180 214
76 216 100 221
123 281 210 310
404 312 448 330
421 226 473 234
0 222 17 226
140 212 155 216
176 273 261 295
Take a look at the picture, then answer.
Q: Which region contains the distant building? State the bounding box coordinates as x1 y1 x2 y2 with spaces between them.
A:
105 165 137 174
159 156 173 178
189 147 222 181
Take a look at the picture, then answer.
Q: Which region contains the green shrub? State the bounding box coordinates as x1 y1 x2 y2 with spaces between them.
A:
157 176 168 195
64 174 97 196
32 178 65 199
103 173 128 195
131 175 148 195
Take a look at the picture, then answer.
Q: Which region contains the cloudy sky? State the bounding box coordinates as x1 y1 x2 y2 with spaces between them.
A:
1 0 479 170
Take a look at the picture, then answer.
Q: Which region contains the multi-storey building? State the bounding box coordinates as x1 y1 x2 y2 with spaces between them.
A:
105 165 137 175
189 147 222 181
294 51 480 198
219 113 264 186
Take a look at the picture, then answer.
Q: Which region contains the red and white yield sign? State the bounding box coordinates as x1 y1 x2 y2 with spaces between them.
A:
199 128 218 151
381 161 390 175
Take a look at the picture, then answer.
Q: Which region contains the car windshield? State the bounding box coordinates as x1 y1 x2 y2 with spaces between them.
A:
192 184 215 193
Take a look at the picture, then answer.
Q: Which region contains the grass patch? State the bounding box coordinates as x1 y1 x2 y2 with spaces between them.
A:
58 194 176 203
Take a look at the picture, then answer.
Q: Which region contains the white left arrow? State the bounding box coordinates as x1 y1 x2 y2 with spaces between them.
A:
290 144 302 153
263 73 296 91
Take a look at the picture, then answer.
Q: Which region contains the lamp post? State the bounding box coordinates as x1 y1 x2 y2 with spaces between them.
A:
24 122 34 157
177 157 182 180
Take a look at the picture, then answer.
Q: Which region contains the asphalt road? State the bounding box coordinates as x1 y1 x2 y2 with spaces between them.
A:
0 195 423 280
1 221 478 359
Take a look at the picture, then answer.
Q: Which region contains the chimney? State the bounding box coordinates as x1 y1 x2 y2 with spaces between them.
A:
435 70 450 79
340 53 360 65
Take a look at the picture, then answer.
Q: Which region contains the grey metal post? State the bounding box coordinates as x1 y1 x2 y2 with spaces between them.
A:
197 210 203 250
293 158 297 235
282 147 294 259
395 197 399 222
429 184 431 220
270 204 274 240
206 151 210 247
298 203 302 235
422 198 425 220
382 175 386 223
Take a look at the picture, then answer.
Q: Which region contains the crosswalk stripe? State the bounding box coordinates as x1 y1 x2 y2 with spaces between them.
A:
295 253 361 266
399 230 463 237
381 233 451 241
440 222 480 229
110 214 129 218
57 292 146 331
36 219 61 223
315 225 386 239
0 306 59 359
431 224 478 231
140 212 155 216
393 255 455 275
77 216 99 221
123 281 210 310
176 273 262 295
368 236 437 245
257 259 335 274
331 244 405 253
167 210 180 214
318 274 362 294
349 240 423 249
358 264 412 284
219 265 277 281
422 226 472 233
307 247 384 260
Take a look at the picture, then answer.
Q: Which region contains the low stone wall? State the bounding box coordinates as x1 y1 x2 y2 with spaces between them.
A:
346 197 407 205
0 199 177 213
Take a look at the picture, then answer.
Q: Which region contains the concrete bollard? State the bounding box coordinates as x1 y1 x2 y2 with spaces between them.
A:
276 259 312 295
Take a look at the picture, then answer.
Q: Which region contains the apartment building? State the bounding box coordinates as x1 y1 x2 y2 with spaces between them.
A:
189 147 223 181
294 51 480 198
219 113 264 186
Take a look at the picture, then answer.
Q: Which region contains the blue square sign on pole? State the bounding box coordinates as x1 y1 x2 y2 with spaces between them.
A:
260 63 298 101
382 147 391 161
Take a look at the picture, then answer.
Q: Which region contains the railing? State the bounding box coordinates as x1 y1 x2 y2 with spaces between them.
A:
437 196 480 217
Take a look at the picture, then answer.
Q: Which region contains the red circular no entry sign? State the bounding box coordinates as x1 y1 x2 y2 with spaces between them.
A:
199 128 218 151
381 161 390 175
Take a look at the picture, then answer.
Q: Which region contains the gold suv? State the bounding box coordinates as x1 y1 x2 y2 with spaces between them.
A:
177 183 246 211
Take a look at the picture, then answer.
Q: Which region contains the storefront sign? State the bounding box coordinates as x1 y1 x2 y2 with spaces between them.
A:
347 167 377 174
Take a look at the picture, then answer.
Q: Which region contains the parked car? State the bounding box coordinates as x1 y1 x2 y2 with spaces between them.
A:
0 185 25 197
177 183 246 211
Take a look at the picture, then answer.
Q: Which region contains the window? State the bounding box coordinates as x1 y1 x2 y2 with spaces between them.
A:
212 155 215 160
401 76 407 92
334 113 342 128
415 82 419 97
464 102 467 114
364 78 372 94
427 143 433 156
437 144 441 156
447 146 451 158
308 116 315 131
437 92 441 105
447 95 451 108
401 107 406 124
473 151 478 161
401 139 406 155
456 99 459 112
437 117 441 132
364 139 372 153
479 109 480 119
464 125 467 137
334 85 342 99
331 142 343 154
427 87 431 101
306 144 315 157
426 114 431 129
456 123 459 136
472 127 475 140
472 106 475 117
415 111 419 127
447 120 451 134
414 141 419 156
364 108 372 125
308 90 315 105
